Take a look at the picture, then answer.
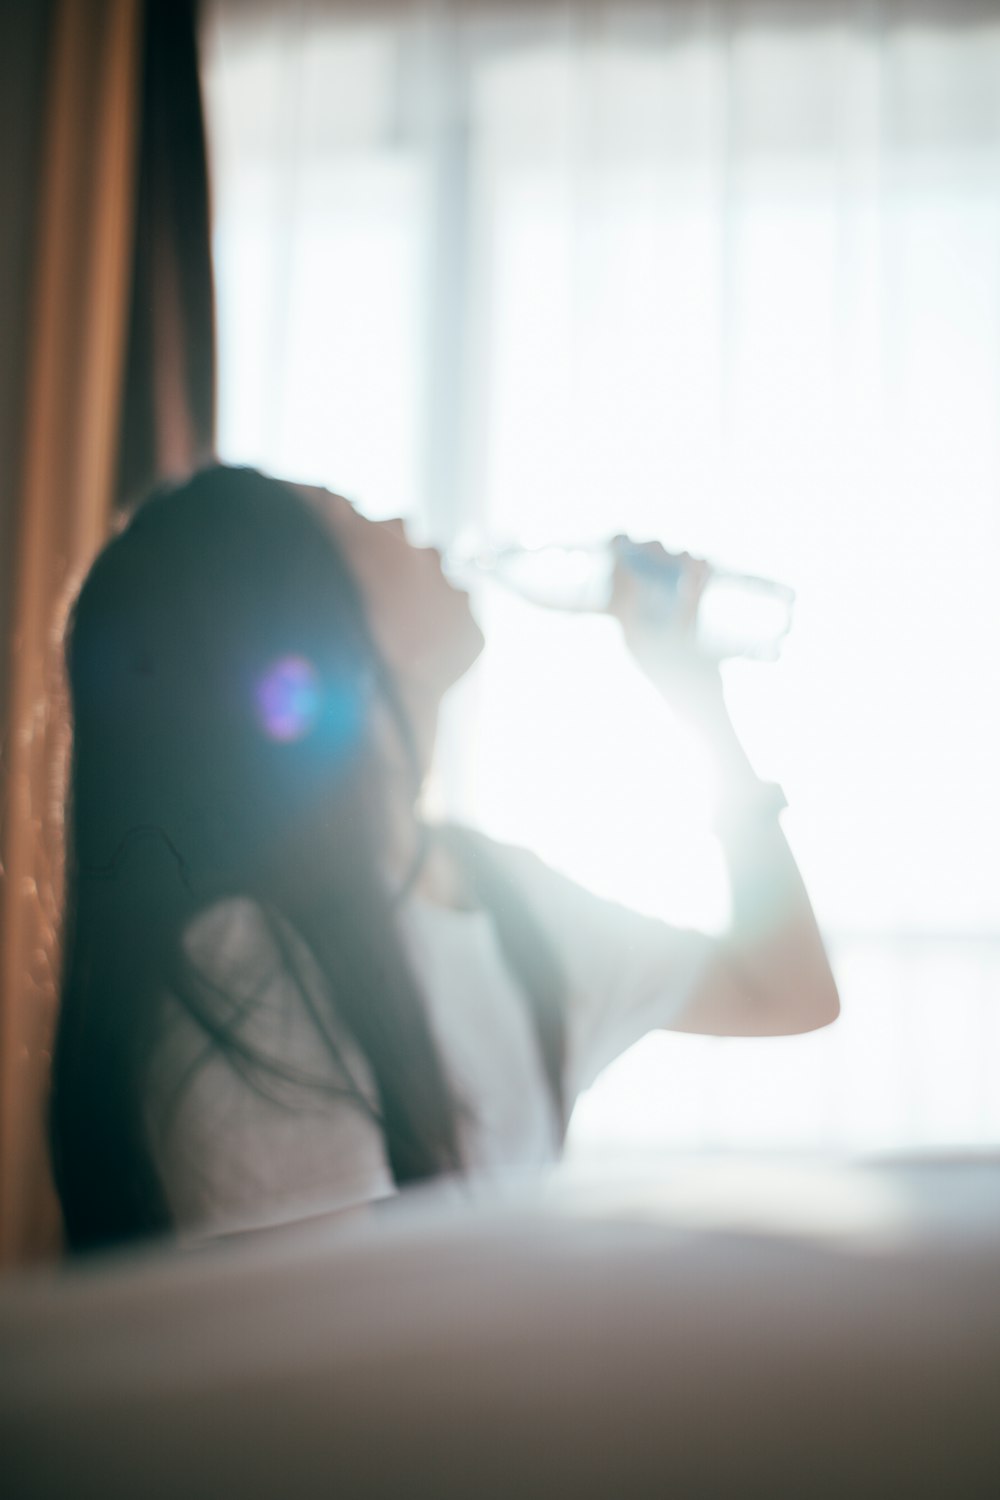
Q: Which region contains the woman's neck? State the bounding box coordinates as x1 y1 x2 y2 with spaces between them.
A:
382 768 477 913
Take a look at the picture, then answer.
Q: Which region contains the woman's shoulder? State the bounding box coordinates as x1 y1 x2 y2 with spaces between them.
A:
438 822 715 997
435 822 553 888
437 822 631 934
181 895 282 993
155 897 295 1069
168 895 347 1067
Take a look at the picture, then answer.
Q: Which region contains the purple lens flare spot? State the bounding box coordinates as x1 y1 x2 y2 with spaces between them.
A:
254 656 322 742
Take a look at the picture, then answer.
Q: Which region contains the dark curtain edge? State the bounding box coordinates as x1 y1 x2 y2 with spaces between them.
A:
117 0 217 511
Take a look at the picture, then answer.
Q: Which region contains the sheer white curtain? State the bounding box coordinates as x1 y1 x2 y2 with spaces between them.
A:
201 0 1000 1154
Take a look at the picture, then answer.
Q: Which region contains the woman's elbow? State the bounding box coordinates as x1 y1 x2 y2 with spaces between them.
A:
789 973 841 1034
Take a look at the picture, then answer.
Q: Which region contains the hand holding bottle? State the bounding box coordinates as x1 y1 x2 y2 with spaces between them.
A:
607 537 729 718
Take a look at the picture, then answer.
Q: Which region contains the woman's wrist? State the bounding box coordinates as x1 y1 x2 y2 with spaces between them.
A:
629 640 727 719
620 611 785 830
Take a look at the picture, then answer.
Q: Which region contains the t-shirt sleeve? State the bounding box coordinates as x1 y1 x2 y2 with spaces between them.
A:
482 838 717 1098
147 900 397 1242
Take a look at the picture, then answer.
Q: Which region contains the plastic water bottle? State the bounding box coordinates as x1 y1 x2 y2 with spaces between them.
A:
446 541 795 661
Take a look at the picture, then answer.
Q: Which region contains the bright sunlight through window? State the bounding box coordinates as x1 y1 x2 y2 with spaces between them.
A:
203 1 1000 1157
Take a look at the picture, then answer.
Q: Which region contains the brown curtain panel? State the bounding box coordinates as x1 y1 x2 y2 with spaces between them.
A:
0 0 216 1267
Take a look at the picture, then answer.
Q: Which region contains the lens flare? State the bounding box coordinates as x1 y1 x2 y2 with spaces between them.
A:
254 656 322 742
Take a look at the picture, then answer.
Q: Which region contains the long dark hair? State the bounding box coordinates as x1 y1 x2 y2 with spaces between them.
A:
50 467 565 1253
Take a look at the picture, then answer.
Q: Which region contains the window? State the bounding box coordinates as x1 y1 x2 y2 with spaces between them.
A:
203 0 1000 1155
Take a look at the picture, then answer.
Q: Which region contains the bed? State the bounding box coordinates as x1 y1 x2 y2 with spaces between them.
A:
2 1152 998 1497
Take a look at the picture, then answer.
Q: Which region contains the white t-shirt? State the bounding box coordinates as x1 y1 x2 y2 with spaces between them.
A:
147 836 714 1240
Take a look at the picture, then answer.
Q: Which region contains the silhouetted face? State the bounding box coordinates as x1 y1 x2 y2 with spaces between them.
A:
305 490 485 711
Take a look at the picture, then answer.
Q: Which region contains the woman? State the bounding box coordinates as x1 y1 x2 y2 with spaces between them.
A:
50 466 838 1252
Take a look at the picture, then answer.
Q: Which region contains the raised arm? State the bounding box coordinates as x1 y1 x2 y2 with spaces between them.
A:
610 543 840 1038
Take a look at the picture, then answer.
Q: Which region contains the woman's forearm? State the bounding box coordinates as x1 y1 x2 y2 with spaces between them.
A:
698 697 840 1034
611 550 840 1036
